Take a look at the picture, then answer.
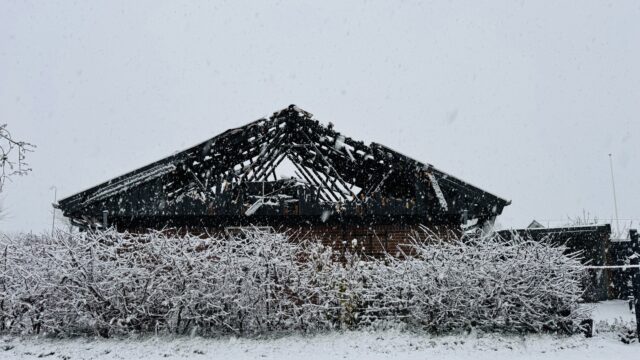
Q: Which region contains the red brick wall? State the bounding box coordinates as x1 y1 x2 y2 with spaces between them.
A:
124 223 460 257
280 223 460 257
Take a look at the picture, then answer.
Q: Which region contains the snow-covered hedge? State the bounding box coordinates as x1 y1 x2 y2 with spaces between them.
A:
361 233 588 333
0 229 588 337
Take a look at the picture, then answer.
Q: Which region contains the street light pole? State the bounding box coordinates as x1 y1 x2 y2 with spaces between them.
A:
50 186 57 237
608 154 620 236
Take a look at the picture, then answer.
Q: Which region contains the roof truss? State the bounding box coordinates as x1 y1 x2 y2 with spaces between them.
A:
57 105 510 227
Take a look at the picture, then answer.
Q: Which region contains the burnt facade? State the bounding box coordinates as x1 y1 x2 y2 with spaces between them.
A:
57 105 509 254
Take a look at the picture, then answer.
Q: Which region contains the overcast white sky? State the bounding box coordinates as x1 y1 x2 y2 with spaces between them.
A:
1 0 639 233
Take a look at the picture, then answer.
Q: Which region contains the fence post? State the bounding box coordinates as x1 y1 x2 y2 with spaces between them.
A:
631 254 640 341
629 229 640 341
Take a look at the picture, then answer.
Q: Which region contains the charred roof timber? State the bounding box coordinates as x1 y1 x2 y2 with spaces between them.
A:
56 105 510 231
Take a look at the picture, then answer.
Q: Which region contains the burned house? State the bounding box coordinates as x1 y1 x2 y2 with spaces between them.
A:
56 105 509 255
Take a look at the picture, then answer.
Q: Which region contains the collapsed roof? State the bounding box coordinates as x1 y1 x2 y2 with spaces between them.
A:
57 105 510 229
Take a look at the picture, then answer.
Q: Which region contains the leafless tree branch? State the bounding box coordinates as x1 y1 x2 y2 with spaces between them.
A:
0 124 35 192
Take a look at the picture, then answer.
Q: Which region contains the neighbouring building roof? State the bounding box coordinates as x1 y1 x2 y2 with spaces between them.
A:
527 220 545 229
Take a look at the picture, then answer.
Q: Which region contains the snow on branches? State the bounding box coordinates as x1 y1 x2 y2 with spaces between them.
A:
363 232 589 333
0 124 35 192
0 229 589 337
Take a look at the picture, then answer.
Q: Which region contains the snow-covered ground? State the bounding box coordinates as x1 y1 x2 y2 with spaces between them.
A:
1 301 638 360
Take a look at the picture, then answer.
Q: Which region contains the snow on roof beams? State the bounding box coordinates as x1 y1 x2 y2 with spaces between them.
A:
82 163 176 206
368 142 509 217
57 105 510 223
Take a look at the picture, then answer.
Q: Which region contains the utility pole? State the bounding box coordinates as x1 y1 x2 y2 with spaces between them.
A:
50 186 57 237
608 154 621 236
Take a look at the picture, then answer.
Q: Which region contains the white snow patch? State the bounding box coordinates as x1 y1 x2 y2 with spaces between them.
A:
2 328 638 360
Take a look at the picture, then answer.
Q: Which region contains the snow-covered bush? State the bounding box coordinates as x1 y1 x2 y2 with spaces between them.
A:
0 229 589 337
360 231 588 333
0 229 343 336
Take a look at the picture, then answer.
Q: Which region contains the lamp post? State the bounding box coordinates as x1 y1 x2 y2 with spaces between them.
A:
50 186 57 237
608 154 620 236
